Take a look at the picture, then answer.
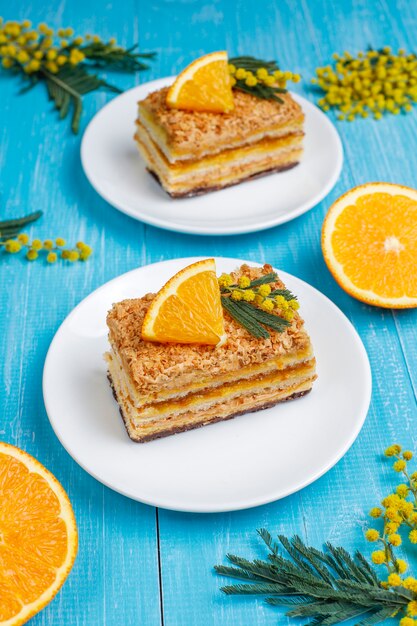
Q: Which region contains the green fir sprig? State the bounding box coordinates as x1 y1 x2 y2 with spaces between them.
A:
218 271 298 339
215 531 412 625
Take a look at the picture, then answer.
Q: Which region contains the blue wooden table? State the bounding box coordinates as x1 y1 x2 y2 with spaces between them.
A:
1 1 417 624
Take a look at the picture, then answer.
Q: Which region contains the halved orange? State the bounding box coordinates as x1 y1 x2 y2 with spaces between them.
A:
322 182 417 308
0 442 78 625
166 51 234 113
141 258 226 345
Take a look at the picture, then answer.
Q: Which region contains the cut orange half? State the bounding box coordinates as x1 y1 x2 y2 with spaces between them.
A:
141 258 226 345
0 442 78 626
166 51 234 113
322 182 417 308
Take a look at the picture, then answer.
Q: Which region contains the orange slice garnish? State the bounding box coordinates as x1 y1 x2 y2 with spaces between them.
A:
166 51 234 113
0 442 78 625
141 259 226 345
322 182 417 308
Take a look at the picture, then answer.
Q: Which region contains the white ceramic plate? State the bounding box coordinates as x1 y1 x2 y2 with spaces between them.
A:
43 257 371 513
81 78 343 235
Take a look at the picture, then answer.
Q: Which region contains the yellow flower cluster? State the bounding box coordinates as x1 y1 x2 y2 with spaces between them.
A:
228 63 300 90
218 273 299 321
1 233 92 263
365 528 379 542
0 18 107 74
365 443 417 610
231 288 256 303
218 273 233 289
313 48 417 120
387 572 402 586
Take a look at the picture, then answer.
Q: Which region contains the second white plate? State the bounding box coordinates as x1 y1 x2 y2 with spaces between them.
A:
81 78 343 235
43 257 371 512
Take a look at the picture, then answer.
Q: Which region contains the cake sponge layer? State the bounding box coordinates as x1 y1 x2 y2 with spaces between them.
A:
105 342 314 408
135 120 302 197
108 353 316 420
138 87 304 162
109 372 313 443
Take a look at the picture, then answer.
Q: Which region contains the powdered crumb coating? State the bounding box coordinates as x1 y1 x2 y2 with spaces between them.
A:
139 88 304 151
106 264 311 393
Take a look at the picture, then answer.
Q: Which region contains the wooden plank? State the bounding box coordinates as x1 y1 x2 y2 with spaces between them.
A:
148 0 417 624
0 1 161 625
1 0 417 624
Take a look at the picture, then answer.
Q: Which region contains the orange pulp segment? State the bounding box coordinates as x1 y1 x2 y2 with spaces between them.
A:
166 51 234 113
141 258 226 345
0 442 78 625
322 182 417 308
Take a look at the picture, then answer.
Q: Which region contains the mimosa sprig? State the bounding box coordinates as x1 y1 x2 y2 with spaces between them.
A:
313 47 417 121
216 444 417 626
218 271 298 339
0 211 92 263
228 56 301 103
0 19 155 132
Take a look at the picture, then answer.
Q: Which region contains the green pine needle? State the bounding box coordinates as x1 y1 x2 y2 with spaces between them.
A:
215 532 412 625
248 272 279 287
220 271 294 338
0 211 42 240
221 297 289 339
81 42 156 72
42 64 121 133
244 304 290 332
221 297 269 339
270 288 298 300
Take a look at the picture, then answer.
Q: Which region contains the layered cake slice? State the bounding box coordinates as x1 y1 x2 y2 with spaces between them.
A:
105 261 316 442
134 52 304 197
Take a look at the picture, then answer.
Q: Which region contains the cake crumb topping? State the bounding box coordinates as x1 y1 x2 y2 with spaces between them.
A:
139 87 304 150
106 264 310 392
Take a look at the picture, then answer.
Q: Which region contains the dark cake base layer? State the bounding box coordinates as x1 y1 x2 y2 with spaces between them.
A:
108 372 311 443
148 161 299 198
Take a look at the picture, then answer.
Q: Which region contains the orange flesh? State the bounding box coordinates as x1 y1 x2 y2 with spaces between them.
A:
331 192 417 299
152 269 223 345
167 58 234 113
0 450 75 622
176 270 225 338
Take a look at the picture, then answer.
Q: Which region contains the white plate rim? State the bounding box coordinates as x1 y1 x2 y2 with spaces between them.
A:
81 78 344 236
43 257 371 512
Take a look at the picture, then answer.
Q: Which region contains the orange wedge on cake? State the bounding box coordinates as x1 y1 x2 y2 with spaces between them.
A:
141 258 227 345
166 51 234 112
322 182 417 308
0 442 78 625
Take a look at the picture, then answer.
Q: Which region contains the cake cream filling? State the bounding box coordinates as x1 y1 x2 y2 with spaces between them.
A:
135 128 303 193
105 342 314 408
107 353 316 424
113 375 315 441
136 120 303 176
138 105 304 163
